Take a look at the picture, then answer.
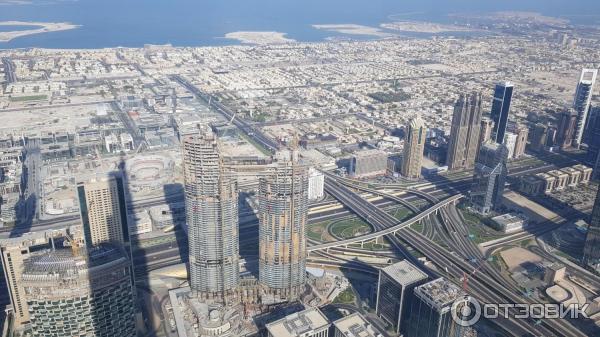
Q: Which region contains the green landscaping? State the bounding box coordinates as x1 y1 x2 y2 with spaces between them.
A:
333 289 355 304
330 218 372 239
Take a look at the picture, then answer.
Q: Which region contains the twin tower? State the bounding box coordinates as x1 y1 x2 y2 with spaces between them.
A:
181 127 308 305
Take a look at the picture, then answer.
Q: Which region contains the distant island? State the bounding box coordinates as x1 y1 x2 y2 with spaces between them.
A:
0 21 79 42
312 24 395 38
224 31 295 45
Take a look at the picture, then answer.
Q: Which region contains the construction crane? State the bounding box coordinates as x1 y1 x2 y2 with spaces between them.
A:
461 262 484 292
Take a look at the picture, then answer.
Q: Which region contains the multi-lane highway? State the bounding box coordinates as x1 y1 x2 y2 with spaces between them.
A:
323 177 585 337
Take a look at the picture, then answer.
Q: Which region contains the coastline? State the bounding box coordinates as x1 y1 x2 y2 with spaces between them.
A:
0 21 80 43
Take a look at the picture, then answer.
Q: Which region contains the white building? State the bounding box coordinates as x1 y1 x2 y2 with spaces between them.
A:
491 213 526 233
504 132 517 159
308 167 324 201
104 133 119 153
266 307 330 337
128 210 153 235
333 312 384 337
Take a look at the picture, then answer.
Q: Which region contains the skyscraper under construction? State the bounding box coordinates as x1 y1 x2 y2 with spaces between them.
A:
182 127 240 303
258 150 309 302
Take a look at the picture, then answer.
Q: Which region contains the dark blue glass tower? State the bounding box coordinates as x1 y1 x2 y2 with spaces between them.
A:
490 82 513 144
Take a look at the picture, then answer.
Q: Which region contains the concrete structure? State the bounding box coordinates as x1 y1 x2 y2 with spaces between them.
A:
308 167 324 201
519 175 544 196
259 150 309 302
376 260 428 335
0 227 84 330
547 170 569 191
349 149 388 178
401 116 426 180
479 117 494 145
446 93 482 171
513 124 529 159
572 68 598 148
491 213 526 233
504 132 517 159
266 307 330 337
557 108 578 149
544 263 566 285
22 244 136 337
531 123 548 152
182 128 240 303
406 278 467 337
333 312 384 337
584 186 600 268
572 164 592 184
490 82 513 143
471 142 509 214
560 167 582 187
536 172 557 194
77 175 129 248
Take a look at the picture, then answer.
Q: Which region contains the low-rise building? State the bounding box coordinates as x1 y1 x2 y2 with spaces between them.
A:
559 167 581 187
333 312 384 337
519 175 544 196
572 164 592 184
491 213 527 233
349 149 388 178
547 170 569 191
266 307 330 337
535 172 556 194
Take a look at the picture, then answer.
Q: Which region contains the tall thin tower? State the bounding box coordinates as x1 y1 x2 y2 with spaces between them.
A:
446 93 483 171
572 68 598 148
401 116 426 180
259 150 309 302
490 82 513 144
182 127 239 303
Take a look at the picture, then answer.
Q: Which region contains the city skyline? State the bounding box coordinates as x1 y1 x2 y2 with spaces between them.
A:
0 4 599 337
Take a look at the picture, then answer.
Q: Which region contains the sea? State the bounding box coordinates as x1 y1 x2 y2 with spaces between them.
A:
0 0 600 49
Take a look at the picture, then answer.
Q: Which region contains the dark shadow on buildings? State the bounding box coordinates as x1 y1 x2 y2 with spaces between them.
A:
239 191 259 278
162 183 188 268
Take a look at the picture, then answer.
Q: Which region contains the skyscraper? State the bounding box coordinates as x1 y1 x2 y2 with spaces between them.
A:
531 123 548 152
513 124 529 159
557 108 578 149
1 227 84 330
471 142 509 214
182 128 240 302
22 244 136 337
572 68 598 148
446 93 483 171
406 278 467 337
259 150 309 302
401 116 426 179
584 107 600 174
77 175 129 248
376 260 428 335
479 117 494 145
490 82 514 143
583 187 600 268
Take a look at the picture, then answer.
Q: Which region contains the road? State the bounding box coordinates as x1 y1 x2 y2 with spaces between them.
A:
324 177 585 337
171 75 280 153
1 57 16 83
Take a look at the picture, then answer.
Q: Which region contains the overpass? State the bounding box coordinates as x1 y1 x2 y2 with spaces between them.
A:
308 193 462 252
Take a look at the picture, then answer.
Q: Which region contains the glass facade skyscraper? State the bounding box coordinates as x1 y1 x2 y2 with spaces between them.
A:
490 82 513 144
572 69 597 148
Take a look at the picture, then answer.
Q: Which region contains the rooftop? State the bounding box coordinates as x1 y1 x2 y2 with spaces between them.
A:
381 260 428 286
265 307 329 337
333 312 384 337
414 278 464 311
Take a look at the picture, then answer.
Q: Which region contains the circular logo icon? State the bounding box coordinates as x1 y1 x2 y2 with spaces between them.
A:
452 296 481 327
